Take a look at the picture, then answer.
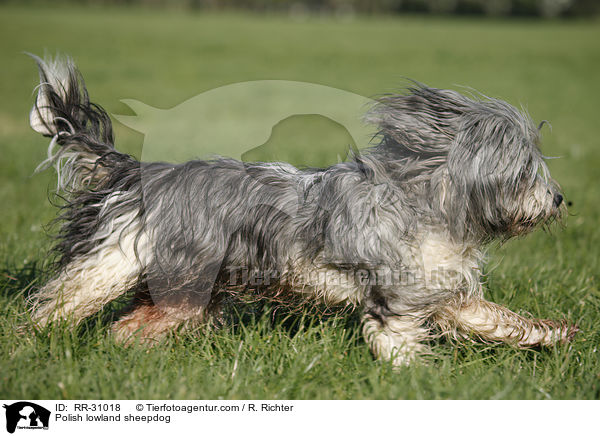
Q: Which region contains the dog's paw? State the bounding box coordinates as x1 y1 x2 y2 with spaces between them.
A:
547 319 579 345
563 322 579 343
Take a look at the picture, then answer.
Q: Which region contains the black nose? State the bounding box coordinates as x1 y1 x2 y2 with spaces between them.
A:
553 193 563 208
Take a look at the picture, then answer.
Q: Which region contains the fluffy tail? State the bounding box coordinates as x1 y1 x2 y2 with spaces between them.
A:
29 54 120 192
29 54 141 270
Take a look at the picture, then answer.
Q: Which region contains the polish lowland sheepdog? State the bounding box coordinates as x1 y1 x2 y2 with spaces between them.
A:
27 55 577 365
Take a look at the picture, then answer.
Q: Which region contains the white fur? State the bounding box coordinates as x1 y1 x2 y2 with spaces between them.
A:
30 58 72 136
30 210 150 326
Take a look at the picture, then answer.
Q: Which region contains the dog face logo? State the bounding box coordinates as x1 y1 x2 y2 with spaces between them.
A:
3 402 50 434
115 80 374 165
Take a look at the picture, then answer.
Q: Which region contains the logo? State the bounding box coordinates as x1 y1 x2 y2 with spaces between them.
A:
3 402 50 434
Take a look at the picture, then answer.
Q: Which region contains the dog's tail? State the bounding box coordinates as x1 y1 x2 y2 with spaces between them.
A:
29 54 129 192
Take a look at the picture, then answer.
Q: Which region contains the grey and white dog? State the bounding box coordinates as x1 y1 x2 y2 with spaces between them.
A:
28 56 577 365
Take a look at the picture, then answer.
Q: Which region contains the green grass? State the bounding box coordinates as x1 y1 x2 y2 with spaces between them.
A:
1 5 599 399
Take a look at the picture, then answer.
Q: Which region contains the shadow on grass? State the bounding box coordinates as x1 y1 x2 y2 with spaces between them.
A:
0 261 45 300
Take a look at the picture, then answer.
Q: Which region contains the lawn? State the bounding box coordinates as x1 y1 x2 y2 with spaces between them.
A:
0 4 599 399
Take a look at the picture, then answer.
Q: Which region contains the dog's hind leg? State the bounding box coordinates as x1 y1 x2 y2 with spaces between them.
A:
30 222 146 328
362 312 430 366
436 299 578 347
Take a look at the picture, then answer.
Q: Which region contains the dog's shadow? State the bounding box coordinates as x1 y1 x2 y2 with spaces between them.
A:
1 262 43 300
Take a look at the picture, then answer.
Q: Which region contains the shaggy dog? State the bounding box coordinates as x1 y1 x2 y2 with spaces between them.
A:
28 55 577 365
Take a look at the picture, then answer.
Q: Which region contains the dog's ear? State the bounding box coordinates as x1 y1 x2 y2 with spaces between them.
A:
445 101 542 239
366 85 467 157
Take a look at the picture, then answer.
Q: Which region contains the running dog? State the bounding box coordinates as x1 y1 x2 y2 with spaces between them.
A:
27 55 577 365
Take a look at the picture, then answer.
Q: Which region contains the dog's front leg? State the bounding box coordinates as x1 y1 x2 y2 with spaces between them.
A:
445 299 578 347
362 312 429 366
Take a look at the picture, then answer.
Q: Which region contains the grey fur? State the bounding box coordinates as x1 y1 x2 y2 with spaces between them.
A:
28 55 575 364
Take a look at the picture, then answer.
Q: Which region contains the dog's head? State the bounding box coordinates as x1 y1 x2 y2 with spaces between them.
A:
367 85 565 241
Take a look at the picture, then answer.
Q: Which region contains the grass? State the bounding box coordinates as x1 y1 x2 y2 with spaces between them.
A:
1 4 599 399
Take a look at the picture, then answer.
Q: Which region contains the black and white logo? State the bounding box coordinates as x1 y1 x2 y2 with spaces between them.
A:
3 402 50 434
